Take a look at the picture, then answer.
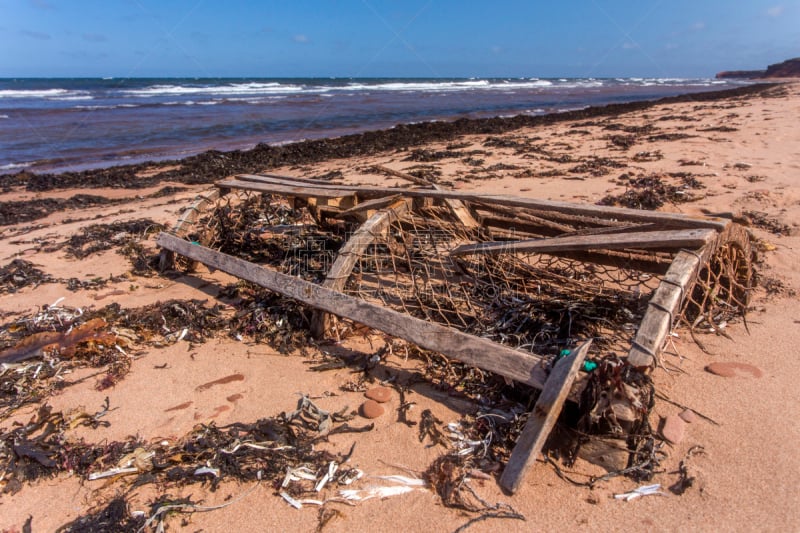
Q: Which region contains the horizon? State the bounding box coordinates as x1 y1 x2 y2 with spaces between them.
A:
1 1 798 79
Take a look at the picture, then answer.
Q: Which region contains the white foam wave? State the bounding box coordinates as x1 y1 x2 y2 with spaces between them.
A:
121 82 304 97
0 161 33 170
0 114 8 119
50 95 94 101
0 88 72 98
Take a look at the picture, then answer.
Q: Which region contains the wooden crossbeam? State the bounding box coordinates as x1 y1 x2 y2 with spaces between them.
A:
220 175 729 230
450 228 717 256
157 232 550 389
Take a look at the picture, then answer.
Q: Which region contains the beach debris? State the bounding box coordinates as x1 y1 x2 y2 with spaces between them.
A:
614 483 665 501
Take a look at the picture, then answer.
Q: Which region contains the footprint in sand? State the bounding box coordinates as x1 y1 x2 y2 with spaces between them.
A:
163 401 193 412
195 373 245 392
705 361 763 378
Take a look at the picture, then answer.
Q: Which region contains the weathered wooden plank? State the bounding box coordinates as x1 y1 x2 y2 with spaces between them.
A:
217 179 384 200
450 228 716 256
241 173 345 186
224 175 728 230
473 203 576 234
311 198 411 337
499 342 591 494
157 232 550 389
627 244 717 368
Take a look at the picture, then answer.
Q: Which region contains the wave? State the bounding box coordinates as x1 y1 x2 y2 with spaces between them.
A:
0 161 34 171
120 82 304 97
0 114 8 119
0 88 72 98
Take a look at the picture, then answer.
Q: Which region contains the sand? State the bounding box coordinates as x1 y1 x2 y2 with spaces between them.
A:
1 83 799 532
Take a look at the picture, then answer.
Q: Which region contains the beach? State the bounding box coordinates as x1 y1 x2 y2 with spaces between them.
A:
1 81 799 532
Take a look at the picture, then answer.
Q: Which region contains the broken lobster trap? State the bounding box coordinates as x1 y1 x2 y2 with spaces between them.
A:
157 172 752 492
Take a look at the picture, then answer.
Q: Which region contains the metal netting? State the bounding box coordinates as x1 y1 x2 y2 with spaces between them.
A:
339 205 662 358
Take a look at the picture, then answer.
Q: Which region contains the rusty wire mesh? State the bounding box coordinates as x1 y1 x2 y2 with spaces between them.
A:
679 238 753 339
339 205 662 358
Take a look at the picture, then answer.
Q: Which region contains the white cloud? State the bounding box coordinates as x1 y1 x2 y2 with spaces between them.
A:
293 34 309 43
691 21 706 31
622 41 639 49
767 5 784 16
490 45 502 54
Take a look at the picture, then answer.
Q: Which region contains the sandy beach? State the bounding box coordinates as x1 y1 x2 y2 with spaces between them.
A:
1 81 799 532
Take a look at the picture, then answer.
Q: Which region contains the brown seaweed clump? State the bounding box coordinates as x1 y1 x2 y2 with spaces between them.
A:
600 173 704 210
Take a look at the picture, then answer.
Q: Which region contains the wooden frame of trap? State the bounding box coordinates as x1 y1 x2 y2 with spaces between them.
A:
157 172 750 494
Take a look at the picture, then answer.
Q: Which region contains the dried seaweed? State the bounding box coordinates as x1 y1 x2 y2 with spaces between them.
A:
600 173 703 210
64 219 165 260
56 496 145 533
0 259 55 294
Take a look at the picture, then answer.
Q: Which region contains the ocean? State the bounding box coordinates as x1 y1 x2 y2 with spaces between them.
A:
0 77 744 174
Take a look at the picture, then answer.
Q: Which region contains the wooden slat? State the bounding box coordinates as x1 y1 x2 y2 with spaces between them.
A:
626 249 708 368
310 198 411 336
157 233 550 389
450 228 716 256
499 342 591 494
224 175 729 230
245 173 345 186
218 179 383 200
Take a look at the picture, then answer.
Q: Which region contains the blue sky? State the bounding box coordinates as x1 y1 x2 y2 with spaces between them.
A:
1 0 798 78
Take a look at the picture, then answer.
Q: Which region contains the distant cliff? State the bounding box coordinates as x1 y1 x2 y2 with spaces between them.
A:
716 57 800 79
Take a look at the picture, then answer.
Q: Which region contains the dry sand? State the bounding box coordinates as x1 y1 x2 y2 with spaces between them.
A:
1 83 799 532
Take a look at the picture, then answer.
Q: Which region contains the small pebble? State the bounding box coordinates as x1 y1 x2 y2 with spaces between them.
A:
360 400 384 419
365 386 392 403
679 409 697 424
661 415 686 444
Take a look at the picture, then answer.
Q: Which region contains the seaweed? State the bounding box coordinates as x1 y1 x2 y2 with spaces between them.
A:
64 219 165 260
0 259 55 294
600 173 704 210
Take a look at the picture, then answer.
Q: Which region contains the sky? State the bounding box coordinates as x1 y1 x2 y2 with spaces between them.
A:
0 0 798 78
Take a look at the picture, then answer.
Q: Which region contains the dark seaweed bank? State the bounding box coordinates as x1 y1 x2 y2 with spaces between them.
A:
0 83 778 194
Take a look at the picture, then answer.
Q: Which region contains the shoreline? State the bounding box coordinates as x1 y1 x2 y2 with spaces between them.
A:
0 82 777 192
